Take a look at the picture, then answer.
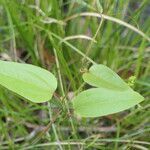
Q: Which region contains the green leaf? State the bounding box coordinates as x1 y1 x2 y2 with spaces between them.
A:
73 88 144 117
83 64 130 91
74 64 144 117
0 60 57 103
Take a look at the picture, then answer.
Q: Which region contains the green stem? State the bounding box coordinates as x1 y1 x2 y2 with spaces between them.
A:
52 47 77 137
48 102 63 150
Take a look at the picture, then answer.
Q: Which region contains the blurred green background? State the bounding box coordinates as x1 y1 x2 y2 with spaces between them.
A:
0 0 150 149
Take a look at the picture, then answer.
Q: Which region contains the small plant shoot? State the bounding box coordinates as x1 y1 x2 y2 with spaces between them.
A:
0 60 57 103
0 1 149 148
73 64 144 117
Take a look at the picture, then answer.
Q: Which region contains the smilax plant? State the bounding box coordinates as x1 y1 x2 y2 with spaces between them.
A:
0 60 144 118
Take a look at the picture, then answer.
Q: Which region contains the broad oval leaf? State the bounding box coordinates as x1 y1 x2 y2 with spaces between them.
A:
0 60 57 103
83 64 130 91
73 88 144 117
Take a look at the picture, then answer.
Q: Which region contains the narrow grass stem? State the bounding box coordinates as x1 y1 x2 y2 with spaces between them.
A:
53 47 77 138
82 13 104 63
47 102 63 150
22 139 150 149
51 32 96 65
64 12 150 42
4 1 17 61
33 24 96 65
